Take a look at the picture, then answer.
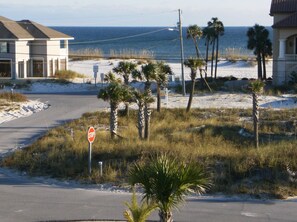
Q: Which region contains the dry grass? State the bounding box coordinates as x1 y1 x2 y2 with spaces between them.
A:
2 108 297 198
0 92 28 102
54 70 86 80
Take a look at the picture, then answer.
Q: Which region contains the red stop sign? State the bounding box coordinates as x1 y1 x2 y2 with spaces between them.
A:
87 127 96 143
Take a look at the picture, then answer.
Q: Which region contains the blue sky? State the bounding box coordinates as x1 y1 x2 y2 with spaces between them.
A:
1 0 273 27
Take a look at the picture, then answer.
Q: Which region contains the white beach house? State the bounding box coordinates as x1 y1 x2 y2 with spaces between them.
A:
0 16 73 79
270 0 297 85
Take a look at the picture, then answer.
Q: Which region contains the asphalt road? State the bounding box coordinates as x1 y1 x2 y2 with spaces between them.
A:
1 91 297 222
0 91 107 155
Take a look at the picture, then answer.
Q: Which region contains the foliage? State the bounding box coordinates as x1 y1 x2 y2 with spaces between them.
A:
2 108 297 198
0 92 28 102
123 188 157 222
113 61 137 85
54 70 86 79
249 80 265 93
129 154 210 221
187 25 203 58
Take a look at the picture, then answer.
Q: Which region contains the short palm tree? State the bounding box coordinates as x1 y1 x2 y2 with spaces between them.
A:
123 188 157 222
97 81 132 139
247 24 272 80
249 80 265 148
184 58 205 112
156 61 173 112
129 154 210 222
113 61 138 116
187 25 203 58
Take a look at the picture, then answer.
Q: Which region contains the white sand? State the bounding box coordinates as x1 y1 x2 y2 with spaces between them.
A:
0 59 295 125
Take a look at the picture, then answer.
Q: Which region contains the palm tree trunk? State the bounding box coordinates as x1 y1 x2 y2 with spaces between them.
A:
211 40 215 79
194 39 200 58
186 79 195 112
157 84 161 112
144 103 151 140
257 53 262 80
253 92 259 148
214 37 219 80
159 210 173 222
205 39 209 76
138 104 145 139
110 103 118 139
262 53 267 80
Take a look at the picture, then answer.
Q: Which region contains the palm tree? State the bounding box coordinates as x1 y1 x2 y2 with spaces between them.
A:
113 61 138 116
202 26 215 75
247 24 272 80
186 25 203 58
132 89 154 140
184 58 205 112
155 61 173 112
132 62 157 140
250 80 265 148
123 188 157 222
97 81 132 139
129 154 210 222
209 17 224 80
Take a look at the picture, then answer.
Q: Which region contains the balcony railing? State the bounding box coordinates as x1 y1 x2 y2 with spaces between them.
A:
285 54 297 61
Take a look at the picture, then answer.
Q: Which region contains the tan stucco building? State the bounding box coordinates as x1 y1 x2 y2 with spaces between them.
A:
0 16 73 79
270 0 297 85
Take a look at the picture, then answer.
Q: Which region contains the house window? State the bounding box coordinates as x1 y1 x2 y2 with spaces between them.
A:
32 59 43 77
0 42 9 53
0 60 11 77
60 40 66 49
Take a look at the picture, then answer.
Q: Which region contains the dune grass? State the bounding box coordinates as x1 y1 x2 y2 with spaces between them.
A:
54 70 86 80
2 108 297 198
0 92 28 102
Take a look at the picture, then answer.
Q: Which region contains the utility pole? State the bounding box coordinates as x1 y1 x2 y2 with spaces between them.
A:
178 9 186 96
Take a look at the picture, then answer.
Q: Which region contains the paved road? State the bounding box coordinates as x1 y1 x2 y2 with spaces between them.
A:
0 91 107 155
1 168 297 222
1 91 297 222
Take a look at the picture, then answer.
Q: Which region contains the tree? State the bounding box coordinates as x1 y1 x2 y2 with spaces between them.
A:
132 89 154 140
186 25 203 58
97 80 132 139
202 26 215 75
155 61 173 112
249 80 265 148
132 62 157 140
208 17 224 80
123 188 157 222
247 24 272 80
113 61 138 116
129 154 210 222
184 58 205 112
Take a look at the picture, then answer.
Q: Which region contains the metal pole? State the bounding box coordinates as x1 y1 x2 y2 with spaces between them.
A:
178 9 186 96
88 142 92 175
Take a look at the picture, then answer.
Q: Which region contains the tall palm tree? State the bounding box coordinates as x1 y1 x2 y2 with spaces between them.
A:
129 154 210 222
113 61 137 116
250 80 265 148
247 24 272 80
132 62 157 140
209 17 224 80
156 61 173 112
184 58 205 112
186 25 203 58
97 81 132 139
202 26 215 75
132 89 154 140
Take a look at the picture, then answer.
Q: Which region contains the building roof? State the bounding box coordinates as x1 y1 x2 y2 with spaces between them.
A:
270 0 297 15
273 12 297 28
0 16 73 40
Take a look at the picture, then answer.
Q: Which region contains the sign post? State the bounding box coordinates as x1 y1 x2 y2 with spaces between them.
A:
93 64 99 87
87 126 96 175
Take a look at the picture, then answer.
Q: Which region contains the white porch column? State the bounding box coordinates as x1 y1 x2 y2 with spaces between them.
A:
279 39 286 59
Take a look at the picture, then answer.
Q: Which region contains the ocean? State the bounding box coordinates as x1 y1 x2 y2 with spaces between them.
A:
53 26 273 62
